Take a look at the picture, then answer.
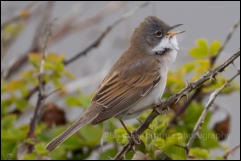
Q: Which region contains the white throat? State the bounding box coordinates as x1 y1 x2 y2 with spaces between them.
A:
152 36 179 52
152 36 179 65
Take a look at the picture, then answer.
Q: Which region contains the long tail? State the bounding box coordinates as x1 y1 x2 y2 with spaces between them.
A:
46 108 98 151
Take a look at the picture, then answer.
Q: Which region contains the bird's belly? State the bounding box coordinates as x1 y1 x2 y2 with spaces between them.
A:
117 75 167 120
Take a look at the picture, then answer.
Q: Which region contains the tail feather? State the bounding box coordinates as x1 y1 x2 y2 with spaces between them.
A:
46 108 98 151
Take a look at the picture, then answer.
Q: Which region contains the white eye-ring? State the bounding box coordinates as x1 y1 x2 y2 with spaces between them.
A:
155 31 162 37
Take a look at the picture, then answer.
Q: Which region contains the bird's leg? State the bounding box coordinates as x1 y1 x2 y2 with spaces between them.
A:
118 119 141 145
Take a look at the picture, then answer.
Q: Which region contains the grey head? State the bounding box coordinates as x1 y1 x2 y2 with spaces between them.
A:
130 16 184 54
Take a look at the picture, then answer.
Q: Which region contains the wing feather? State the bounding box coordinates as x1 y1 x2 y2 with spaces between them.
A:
91 68 161 124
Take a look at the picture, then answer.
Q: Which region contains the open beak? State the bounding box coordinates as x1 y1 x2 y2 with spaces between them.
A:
166 24 185 38
166 30 185 37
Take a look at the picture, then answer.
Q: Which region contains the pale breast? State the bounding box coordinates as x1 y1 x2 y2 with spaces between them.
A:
116 50 177 120
117 65 167 120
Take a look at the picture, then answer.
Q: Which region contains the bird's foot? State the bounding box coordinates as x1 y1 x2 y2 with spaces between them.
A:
129 130 141 145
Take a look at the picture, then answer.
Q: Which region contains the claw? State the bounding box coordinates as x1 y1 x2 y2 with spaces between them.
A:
130 130 141 145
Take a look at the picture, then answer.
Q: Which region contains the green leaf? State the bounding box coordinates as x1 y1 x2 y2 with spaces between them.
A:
35 143 49 155
49 146 67 160
28 53 41 68
114 127 134 144
20 69 36 79
166 133 185 148
194 59 210 74
125 151 135 160
1 126 28 142
3 23 24 38
99 148 118 160
221 82 240 94
152 137 165 150
189 39 208 58
52 77 63 88
61 134 84 150
1 98 13 115
189 148 210 159
23 153 37 160
199 129 220 149
183 102 204 130
1 114 17 129
62 70 76 79
1 79 7 93
165 145 187 160
46 53 65 64
7 80 26 92
65 96 82 107
44 62 54 70
79 125 103 147
214 156 225 160
209 40 221 56
54 62 64 72
15 98 28 110
181 62 196 73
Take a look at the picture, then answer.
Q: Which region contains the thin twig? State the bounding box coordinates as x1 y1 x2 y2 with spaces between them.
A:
210 20 240 66
114 142 133 160
27 21 53 141
185 70 240 154
63 2 149 65
49 2 125 45
1 2 39 29
114 50 240 160
4 2 55 79
169 19 240 125
223 144 240 159
3 2 124 79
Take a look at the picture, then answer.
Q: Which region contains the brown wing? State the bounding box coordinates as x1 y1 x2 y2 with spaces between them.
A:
90 64 161 124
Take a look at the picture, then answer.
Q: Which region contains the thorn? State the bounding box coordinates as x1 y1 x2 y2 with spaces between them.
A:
196 132 201 139
186 80 194 90
137 118 143 125
183 92 189 101
175 95 183 104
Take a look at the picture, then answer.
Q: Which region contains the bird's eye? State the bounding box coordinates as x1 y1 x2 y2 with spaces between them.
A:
155 31 162 37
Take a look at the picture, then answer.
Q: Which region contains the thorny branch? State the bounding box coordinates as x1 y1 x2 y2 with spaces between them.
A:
169 19 240 125
114 50 240 160
63 2 149 65
185 70 240 154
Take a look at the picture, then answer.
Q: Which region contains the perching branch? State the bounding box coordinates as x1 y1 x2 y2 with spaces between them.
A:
63 2 149 65
185 70 240 154
114 50 240 160
169 19 240 125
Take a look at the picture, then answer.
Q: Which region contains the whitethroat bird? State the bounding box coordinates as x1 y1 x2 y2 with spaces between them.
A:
46 16 184 151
